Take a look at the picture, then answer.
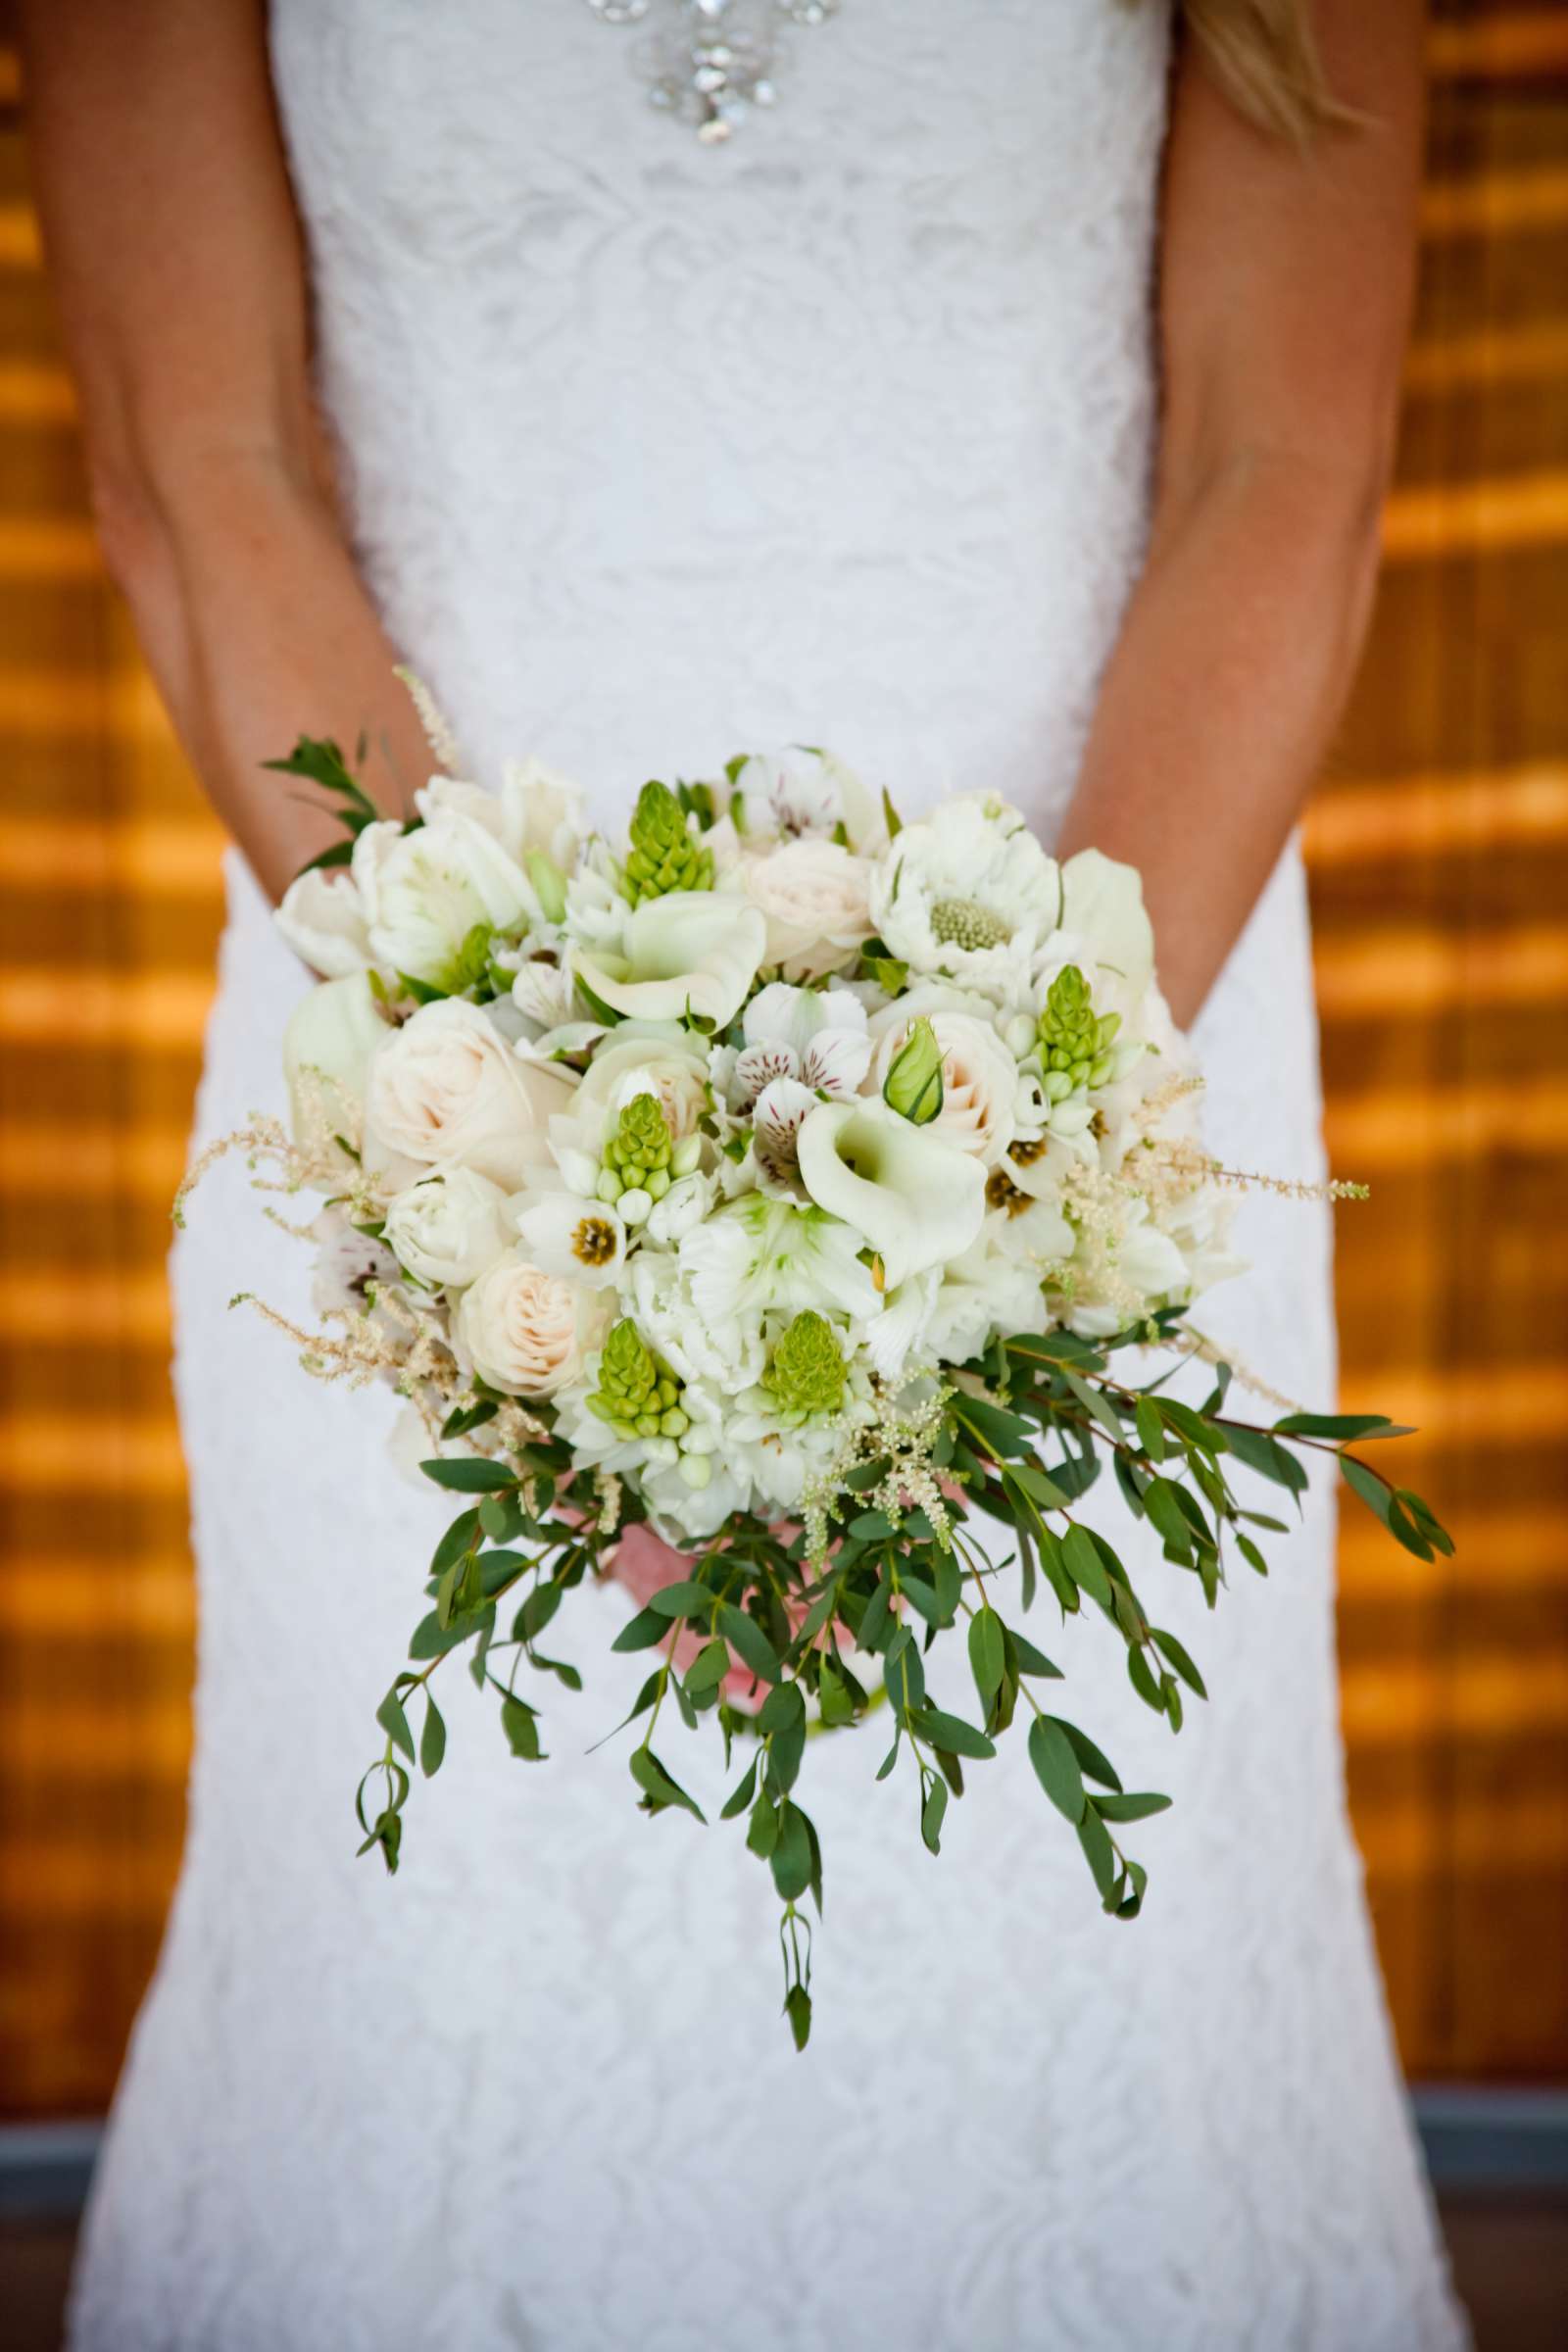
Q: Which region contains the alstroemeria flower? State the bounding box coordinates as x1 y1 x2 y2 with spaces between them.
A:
795 1099 986 1290
573 893 766 1031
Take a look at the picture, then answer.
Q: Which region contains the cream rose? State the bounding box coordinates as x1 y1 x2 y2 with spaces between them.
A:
382 1168 514 1289
869 1006 1020 1165
364 999 575 1193
736 838 873 980
454 1251 608 1396
570 1025 710 1146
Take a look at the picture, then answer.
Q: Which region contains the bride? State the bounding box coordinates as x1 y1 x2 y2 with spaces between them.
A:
24 2 1465 2345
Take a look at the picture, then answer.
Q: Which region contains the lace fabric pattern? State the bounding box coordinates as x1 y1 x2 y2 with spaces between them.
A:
70 4 1466 2345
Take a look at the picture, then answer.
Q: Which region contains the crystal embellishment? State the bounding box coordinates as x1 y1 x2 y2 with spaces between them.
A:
584 0 837 144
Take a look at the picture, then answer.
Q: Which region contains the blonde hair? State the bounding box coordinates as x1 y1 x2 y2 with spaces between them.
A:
1176 0 1352 142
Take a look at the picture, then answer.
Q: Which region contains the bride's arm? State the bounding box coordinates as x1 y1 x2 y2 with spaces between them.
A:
19 0 432 899
1054 0 1426 1029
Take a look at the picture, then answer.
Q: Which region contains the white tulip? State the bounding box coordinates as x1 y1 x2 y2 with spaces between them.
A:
574 892 766 1031
383 1168 514 1289
282 974 387 1155
354 810 534 989
795 1100 986 1290
274 866 374 978
364 999 575 1193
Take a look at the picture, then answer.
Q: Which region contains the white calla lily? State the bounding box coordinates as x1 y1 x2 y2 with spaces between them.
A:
796 1099 986 1290
282 974 387 1154
573 892 766 1031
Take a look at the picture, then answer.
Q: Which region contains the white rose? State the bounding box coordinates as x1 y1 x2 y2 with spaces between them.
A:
383 1168 514 1289
282 974 387 1155
275 866 373 978
364 999 575 1193
868 1007 1020 1165
735 838 873 980
454 1251 609 1396
353 811 533 988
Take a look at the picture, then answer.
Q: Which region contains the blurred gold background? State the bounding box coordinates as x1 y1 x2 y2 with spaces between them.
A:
1 4 1566 2119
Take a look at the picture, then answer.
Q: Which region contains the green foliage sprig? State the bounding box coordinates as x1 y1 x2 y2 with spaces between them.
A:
357 1315 1450 2052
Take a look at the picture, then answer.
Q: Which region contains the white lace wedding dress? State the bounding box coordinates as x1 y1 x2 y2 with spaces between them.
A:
71 4 1466 2346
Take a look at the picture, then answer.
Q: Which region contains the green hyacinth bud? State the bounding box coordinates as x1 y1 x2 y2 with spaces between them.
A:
621 780 714 904
586 1318 684 1442
882 1015 945 1125
1038 964 1099 1084
763 1311 846 1421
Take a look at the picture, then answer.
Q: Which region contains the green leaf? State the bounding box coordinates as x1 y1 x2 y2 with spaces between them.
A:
956 1396 1038 1460
719 1603 782 1683
647 1579 716 1619
1050 1716 1124 1792
629 1746 707 1823
501 1693 542 1760
1078 1803 1119 1901
759 1681 807 1737
747 1792 780 1858
1007 1458 1072 1510
1128 1645 1164 1713
784 1982 812 2053
684 1636 732 1696
1224 1425 1309 1495
1151 1628 1208 1699
419 1693 446 1778
1236 1532 1268 1576
1134 1395 1167 1462
1007 1628 1064 1680
376 1688 415 1764
419 1458 519 1494
1094 1791 1172 1823
611 1604 670 1653
968 1607 1006 1707
769 1802 813 1900
920 1772 949 1856
914 1707 996 1762
720 1755 760 1820
1060 1367 1128 1448
1272 1411 1410 1442
1062 1522 1113 1609
1028 1715 1086 1823
1143 1478 1194 1562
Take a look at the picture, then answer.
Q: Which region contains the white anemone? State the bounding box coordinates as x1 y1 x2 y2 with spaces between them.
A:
865 794 1063 1001
573 892 766 1031
795 1099 986 1290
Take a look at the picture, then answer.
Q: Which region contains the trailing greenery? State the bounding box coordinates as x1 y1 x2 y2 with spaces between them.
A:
357 1309 1449 2051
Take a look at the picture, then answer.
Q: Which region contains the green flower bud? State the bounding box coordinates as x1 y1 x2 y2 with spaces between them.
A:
763 1310 846 1419
605 1089 673 1176
881 1015 945 1125
1038 963 1099 1079
588 1318 686 1437
622 780 714 904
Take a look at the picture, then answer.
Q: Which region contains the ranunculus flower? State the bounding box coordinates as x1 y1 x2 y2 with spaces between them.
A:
353 810 534 989
574 892 766 1030
795 1099 987 1290
364 999 575 1193
383 1167 514 1289
869 1006 1021 1165
282 974 388 1154
865 793 1063 1001
732 838 874 979
454 1251 609 1396
275 866 374 978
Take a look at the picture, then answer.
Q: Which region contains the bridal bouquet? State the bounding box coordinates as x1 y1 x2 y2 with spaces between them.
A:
187 718 1451 2047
